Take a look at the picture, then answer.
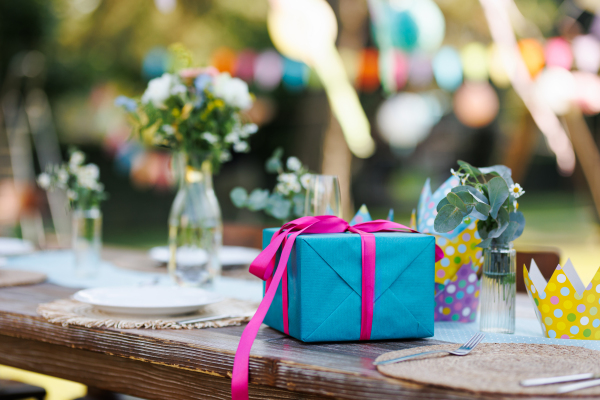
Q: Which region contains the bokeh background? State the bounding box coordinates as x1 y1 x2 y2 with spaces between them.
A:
1 0 599 278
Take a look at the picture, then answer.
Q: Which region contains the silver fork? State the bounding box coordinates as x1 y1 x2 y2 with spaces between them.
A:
373 332 486 365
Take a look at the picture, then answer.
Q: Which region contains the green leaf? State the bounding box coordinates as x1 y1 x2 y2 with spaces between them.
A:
487 177 509 219
477 220 489 239
247 189 270 211
434 205 464 233
488 207 509 238
476 238 493 249
447 192 467 213
510 211 526 240
265 147 284 174
453 185 489 204
266 193 292 220
497 221 519 244
474 202 491 217
436 197 450 212
479 165 514 187
230 187 248 207
457 160 482 176
455 191 475 205
292 193 305 217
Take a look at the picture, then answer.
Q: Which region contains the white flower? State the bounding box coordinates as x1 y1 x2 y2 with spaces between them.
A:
141 73 184 108
300 173 312 189
276 182 290 195
509 183 525 198
460 173 470 185
162 125 175 136
77 164 100 190
240 123 258 138
224 132 239 144
212 73 253 110
201 132 219 144
286 157 301 172
277 173 301 193
57 168 69 185
233 141 249 152
37 173 51 189
67 190 78 201
220 151 232 162
450 168 464 178
70 151 85 167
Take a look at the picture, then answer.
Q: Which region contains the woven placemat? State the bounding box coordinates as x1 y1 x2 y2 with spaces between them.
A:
37 298 257 330
376 343 600 396
0 269 47 287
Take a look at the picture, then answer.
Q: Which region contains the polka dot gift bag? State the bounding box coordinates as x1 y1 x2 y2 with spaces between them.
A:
524 259 600 340
411 176 483 322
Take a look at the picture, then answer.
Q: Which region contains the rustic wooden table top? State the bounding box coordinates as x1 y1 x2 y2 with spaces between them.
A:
0 248 573 400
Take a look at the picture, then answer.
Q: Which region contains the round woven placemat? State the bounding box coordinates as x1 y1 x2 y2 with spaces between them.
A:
376 343 600 396
37 298 257 330
0 269 46 287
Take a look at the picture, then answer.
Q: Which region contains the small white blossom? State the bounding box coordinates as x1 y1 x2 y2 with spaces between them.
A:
509 183 525 198
233 141 249 152
276 182 290 195
286 157 301 172
450 168 464 179
67 189 78 201
37 173 51 189
202 132 219 144
224 132 239 144
77 164 100 190
278 173 301 193
213 73 253 110
460 173 470 185
220 151 232 162
300 174 312 189
162 125 175 135
240 123 258 138
141 73 184 108
57 168 69 185
70 151 85 167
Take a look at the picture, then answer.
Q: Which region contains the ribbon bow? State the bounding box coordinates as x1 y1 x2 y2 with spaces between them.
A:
231 215 443 400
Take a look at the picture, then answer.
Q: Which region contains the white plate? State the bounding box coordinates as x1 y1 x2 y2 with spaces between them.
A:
73 286 224 316
149 246 261 267
0 238 34 256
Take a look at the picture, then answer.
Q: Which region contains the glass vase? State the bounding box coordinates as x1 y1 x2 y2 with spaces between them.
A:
168 154 222 286
72 207 102 278
479 242 516 333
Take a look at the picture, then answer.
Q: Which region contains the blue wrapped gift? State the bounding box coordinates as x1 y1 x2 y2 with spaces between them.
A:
262 228 436 342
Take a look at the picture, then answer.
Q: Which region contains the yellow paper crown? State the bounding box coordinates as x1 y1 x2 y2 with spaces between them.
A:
524 259 600 340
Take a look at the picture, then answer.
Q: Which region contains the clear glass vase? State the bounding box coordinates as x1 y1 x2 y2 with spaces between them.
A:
168 154 223 286
72 207 102 278
479 242 516 333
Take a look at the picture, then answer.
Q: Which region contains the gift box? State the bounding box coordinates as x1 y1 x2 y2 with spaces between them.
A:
262 228 436 342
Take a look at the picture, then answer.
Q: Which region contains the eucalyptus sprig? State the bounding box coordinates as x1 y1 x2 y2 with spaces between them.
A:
433 161 526 249
230 148 312 221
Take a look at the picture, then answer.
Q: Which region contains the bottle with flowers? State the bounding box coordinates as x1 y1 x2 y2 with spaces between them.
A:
116 52 257 286
37 150 106 277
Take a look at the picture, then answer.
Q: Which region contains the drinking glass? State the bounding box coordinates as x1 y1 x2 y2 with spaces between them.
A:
304 175 342 218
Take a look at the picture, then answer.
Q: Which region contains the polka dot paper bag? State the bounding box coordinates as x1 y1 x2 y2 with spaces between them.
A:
524 259 600 340
412 176 484 323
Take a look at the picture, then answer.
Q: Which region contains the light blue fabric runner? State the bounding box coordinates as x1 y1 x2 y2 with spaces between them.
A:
433 318 600 350
4 250 263 302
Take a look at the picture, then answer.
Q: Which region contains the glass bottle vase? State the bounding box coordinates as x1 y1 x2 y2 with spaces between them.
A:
479 242 516 333
72 207 102 278
168 155 223 286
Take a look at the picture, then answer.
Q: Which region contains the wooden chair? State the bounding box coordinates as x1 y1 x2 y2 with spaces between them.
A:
0 380 46 400
516 247 561 293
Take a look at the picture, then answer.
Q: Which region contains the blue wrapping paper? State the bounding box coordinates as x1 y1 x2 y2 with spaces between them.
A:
262 228 436 342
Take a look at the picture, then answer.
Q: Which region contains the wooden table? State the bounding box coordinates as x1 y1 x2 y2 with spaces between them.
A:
0 282 513 400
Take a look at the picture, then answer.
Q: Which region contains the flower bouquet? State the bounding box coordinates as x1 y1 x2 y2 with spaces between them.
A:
116 64 257 286
37 150 106 276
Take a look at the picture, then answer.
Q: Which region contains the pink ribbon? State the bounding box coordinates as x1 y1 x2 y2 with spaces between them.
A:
231 215 443 400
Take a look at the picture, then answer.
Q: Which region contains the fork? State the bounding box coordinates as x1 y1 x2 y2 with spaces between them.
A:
373 332 486 365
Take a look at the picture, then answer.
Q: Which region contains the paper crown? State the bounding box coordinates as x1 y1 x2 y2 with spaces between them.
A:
413 176 484 285
434 260 480 322
349 204 394 226
524 259 600 340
